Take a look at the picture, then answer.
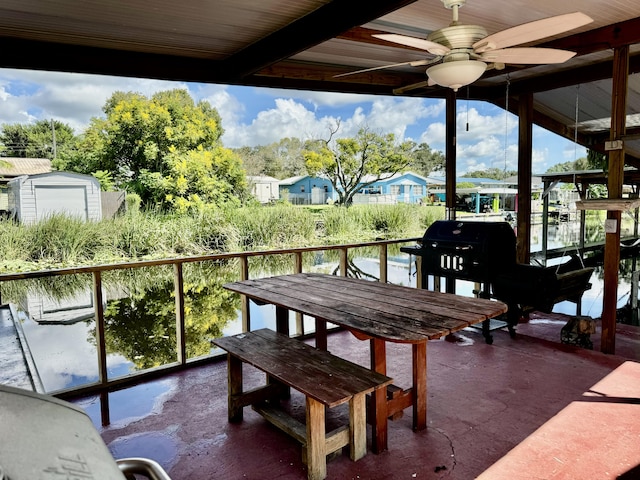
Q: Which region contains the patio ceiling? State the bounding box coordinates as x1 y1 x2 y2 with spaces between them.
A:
2 0 640 163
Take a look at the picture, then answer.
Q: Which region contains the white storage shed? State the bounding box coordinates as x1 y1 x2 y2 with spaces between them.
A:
8 172 102 224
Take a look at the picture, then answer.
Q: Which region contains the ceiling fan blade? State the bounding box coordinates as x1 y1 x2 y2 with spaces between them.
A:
481 47 577 64
473 12 593 53
393 80 432 95
334 59 434 78
373 33 450 56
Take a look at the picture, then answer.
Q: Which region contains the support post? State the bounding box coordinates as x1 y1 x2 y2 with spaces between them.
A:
445 89 457 221
517 92 533 265
601 45 629 354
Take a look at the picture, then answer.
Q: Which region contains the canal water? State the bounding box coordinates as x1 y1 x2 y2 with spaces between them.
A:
2 254 417 394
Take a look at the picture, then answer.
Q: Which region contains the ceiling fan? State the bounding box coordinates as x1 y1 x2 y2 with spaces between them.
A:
336 0 593 92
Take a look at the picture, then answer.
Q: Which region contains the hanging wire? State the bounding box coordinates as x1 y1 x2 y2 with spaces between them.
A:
574 84 580 161
504 74 510 175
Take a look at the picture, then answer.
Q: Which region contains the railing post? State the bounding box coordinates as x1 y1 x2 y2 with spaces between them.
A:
174 263 187 365
379 244 388 283
294 252 304 335
240 256 250 332
416 256 423 289
339 248 348 277
92 271 108 386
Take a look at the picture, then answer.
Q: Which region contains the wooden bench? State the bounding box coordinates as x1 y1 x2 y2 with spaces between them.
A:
212 328 393 480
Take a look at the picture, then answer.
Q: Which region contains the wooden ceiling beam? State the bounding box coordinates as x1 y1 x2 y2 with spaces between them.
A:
477 53 640 100
541 16 640 56
219 0 418 80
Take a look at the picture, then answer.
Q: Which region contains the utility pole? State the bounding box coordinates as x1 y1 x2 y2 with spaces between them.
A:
50 119 57 159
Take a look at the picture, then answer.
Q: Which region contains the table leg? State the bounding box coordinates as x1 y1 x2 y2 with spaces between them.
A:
275 305 289 336
370 338 388 453
315 318 328 351
412 342 427 431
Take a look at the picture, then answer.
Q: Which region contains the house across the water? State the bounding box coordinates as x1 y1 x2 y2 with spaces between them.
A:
0 158 52 214
278 171 438 205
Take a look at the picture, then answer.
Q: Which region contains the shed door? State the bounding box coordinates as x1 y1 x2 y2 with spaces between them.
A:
35 186 88 221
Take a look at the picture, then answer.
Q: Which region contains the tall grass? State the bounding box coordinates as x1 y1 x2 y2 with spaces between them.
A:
223 205 316 250
322 204 445 242
0 203 443 272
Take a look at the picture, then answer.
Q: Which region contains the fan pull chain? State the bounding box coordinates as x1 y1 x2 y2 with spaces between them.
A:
466 86 470 131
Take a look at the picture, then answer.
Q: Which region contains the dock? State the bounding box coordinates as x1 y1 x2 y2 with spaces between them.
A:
0 304 42 392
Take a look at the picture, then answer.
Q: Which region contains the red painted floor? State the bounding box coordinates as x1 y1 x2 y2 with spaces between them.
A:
75 315 640 480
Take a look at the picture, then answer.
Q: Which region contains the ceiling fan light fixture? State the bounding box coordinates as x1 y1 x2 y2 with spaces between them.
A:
426 60 487 92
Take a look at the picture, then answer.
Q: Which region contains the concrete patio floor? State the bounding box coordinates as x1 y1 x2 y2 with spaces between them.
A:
75 315 640 479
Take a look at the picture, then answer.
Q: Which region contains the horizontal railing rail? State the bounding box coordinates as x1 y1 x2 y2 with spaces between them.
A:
0 238 421 409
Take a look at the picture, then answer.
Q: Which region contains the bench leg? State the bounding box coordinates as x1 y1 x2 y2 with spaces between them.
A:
305 397 326 480
227 354 243 422
349 392 367 461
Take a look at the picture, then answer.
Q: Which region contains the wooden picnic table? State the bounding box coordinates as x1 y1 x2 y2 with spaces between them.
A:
223 272 507 453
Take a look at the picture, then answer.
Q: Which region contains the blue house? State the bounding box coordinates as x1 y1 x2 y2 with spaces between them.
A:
279 172 437 205
355 172 437 204
278 175 337 205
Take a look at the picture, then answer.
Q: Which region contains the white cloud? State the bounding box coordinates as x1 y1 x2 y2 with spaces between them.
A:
0 68 188 133
220 97 335 148
258 88 380 108
0 68 582 173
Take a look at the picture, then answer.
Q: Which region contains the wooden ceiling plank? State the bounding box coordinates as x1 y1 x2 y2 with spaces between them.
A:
220 0 419 80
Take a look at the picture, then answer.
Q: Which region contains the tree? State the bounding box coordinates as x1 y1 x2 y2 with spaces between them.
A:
462 167 516 180
587 149 607 171
0 120 77 160
545 157 589 173
234 137 309 179
304 126 414 207
64 89 247 211
409 142 445 177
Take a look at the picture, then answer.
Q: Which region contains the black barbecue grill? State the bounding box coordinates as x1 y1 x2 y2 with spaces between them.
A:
401 220 595 343
416 220 517 286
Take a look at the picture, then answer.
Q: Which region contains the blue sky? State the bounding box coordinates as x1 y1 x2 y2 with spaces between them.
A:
0 67 586 175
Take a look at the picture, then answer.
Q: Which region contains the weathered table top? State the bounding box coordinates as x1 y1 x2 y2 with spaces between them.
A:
223 273 508 343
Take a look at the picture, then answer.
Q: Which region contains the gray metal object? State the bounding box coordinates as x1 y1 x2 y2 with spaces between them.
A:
0 384 172 480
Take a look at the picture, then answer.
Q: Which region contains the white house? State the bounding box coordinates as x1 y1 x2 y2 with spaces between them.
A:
247 175 280 203
0 158 52 212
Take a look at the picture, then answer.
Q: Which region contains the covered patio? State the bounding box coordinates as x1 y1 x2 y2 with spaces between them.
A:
87 320 640 479
2 0 640 478
3 0 640 353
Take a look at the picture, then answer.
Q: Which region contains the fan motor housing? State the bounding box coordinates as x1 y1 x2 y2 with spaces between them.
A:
427 24 487 50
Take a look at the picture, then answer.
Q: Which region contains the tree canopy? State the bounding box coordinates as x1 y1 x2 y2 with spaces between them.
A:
409 142 445 178
545 150 606 174
234 137 309 179
0 120 77 160
304 126 414 207
59 89 247 212
461 167 516 180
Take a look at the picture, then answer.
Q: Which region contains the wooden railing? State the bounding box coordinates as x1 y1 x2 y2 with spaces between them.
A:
0 238 421 403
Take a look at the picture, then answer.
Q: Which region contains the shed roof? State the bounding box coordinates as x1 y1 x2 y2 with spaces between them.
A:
0 158 52 177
